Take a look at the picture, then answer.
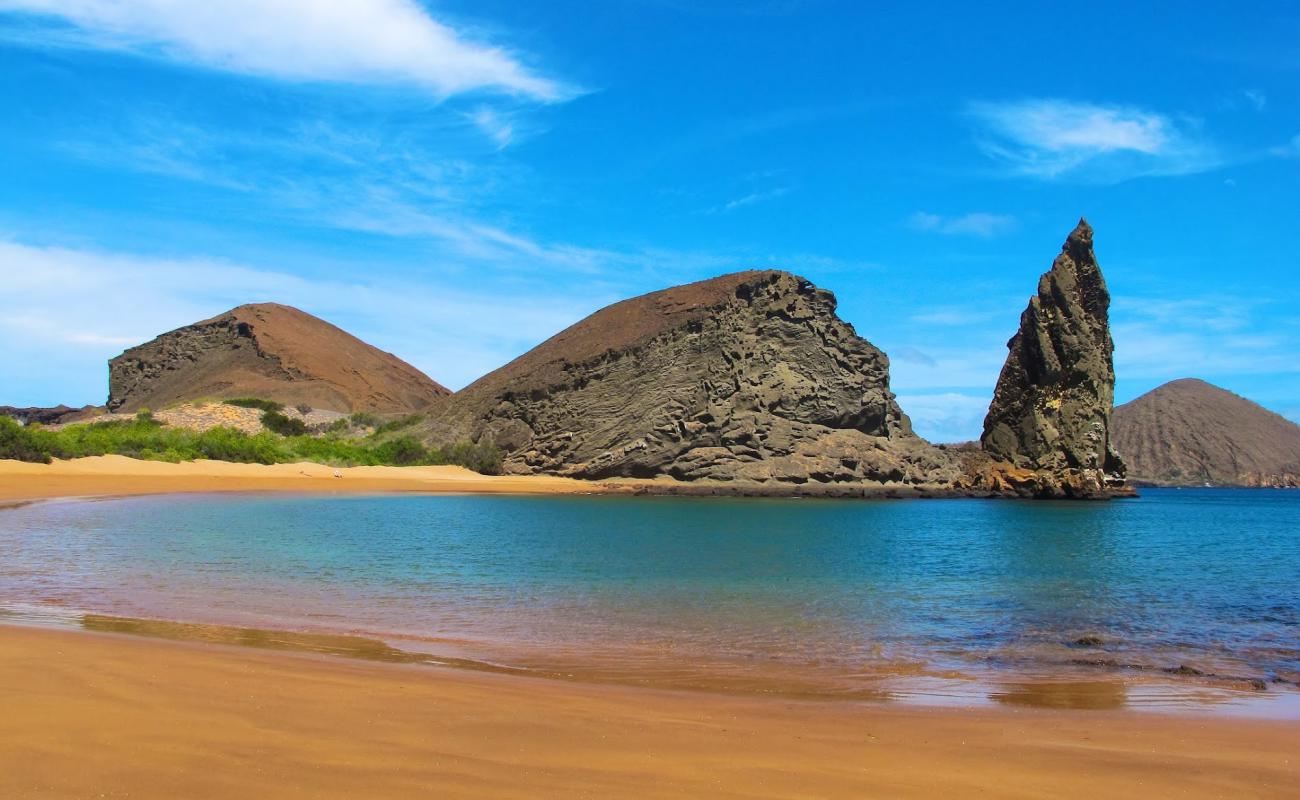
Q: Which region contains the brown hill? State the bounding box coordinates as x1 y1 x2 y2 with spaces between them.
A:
1112 379 1300 486
108 303 449 413
421 270 956 485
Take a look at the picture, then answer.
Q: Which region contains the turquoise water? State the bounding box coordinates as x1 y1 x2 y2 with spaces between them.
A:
2 490 1297 712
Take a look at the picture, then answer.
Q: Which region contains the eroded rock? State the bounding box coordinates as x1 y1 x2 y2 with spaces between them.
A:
424 270 957 485
979 219 1128 496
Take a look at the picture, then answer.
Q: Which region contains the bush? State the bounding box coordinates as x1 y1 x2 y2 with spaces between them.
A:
373 435 428 466
8 414 505 474
348 411 379 428
261 410 308 436
224 398 283 412
433 441 504 475
373 414 424 435
0 416 54 463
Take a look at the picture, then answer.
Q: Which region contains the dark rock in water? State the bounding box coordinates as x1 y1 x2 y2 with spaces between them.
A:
422 270 956 484
108 303 449 413
1113 378 1300 486
979 219 1128 497
1071 635 1105 648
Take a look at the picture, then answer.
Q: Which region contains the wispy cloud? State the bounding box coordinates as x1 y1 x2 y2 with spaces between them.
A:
1111 294 1300 382
908 211 1017 238
0 238 606 405
467 107 517 149
894 392 991 444
968 99 1220 181
1269 134 1300 158
907 305 1001 326
704 186 791 215
0 0 572 101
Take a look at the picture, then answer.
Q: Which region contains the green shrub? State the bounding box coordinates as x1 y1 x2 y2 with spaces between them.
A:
348 411 379 428
11 414 506 474
433 441 504 475
373 414 424 435
260 410 308 436
0 416 54 463
224 397 283 412
373 435 428 466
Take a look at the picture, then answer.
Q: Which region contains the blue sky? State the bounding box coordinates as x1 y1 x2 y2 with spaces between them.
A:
1 0 1297 441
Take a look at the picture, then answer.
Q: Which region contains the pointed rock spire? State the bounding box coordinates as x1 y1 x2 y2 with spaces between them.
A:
980 219 1126 491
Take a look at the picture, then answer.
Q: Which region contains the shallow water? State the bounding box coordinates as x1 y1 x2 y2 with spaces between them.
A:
2 489 1297 715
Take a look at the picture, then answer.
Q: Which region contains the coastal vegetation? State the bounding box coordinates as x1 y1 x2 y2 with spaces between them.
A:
0 413 503 474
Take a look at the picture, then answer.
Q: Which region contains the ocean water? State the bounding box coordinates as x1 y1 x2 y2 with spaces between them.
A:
2 489 1297 714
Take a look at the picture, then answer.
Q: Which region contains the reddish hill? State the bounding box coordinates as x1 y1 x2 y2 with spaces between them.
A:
108 303 448 413
1112 378 1300 486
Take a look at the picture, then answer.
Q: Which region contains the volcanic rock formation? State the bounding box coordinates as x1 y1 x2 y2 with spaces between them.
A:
421 270 955 485
979 219 1127 496
1113 379 1300 486
108 303 449 413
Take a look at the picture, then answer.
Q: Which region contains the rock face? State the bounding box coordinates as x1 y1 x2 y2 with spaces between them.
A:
1113 379 1300 486
0 405 100 426
108 303 449 413
423 270 955 485
980 219 1127 496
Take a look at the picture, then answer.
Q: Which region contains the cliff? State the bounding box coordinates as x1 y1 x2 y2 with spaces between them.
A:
421 270 956 486
978 219 1128 497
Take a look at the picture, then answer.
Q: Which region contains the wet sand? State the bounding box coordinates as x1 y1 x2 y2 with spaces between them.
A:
1 625 1295 799
0 454 609 501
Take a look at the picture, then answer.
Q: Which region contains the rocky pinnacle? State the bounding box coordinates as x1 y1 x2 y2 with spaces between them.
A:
981 219 1126 490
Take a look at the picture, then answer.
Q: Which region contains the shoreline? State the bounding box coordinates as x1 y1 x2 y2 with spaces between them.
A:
0 454 613 502
0 454 1100 503
4 604 1296 720
2 624 1295 799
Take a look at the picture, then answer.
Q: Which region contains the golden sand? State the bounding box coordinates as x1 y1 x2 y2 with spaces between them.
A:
0 625 1295 799
0 454 608 501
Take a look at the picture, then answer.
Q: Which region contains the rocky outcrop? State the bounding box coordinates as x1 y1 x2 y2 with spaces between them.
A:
0 405 100 426
979 219 1128 497
1113 378 1300 486
421 270 956 485
108 303 449 413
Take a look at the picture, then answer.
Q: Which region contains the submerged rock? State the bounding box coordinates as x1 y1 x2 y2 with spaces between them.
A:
978 219 1128 497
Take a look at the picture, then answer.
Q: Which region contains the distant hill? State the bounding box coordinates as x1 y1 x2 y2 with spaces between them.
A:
108 303 449 413
1112 379 1300 486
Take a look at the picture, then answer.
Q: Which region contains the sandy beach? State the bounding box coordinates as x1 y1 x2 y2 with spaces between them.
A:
1 624 1295 799
0 455 606 502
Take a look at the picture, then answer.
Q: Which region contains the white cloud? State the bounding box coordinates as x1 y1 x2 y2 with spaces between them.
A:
1269 134 1300 158
0 238 605 405
0 0 570 100
468 107 516 149
1110 294 1300 387
968 99 1219 180
895 392 990 444
908 211 1017 238
907 306 1000 326
703 186 791 215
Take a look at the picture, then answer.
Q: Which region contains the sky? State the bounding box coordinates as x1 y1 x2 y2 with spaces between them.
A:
1 0 1297 442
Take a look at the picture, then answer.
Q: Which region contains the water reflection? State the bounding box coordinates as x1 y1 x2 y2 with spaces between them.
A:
990 680 1128 710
